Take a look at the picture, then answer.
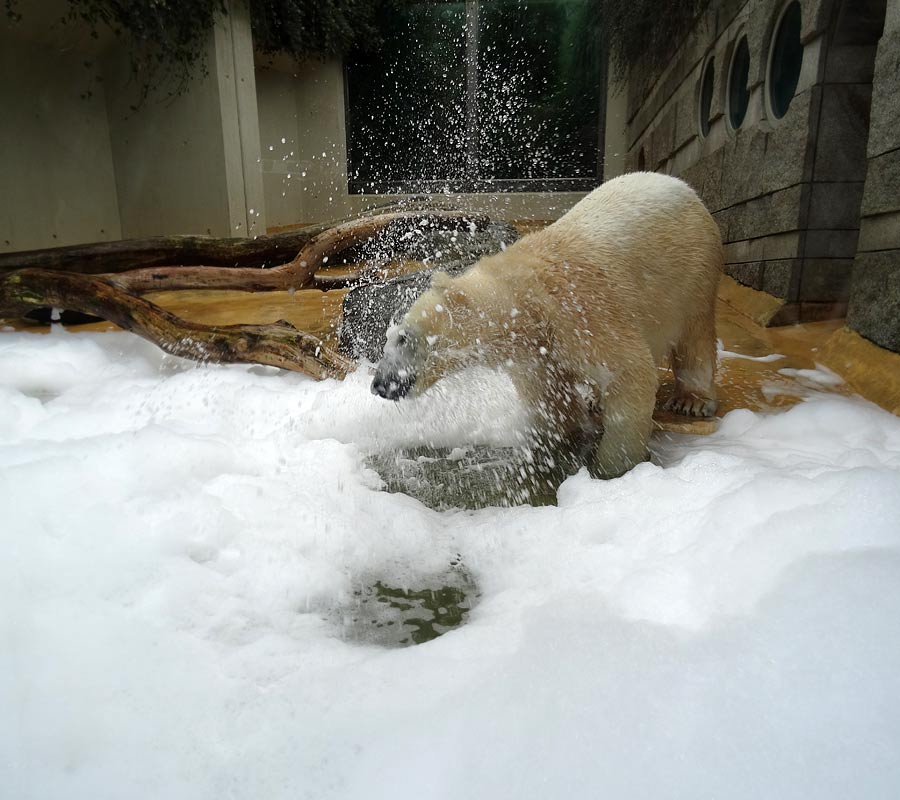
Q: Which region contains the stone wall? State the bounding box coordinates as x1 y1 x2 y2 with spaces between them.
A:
847 0 900 351
624 0 887 327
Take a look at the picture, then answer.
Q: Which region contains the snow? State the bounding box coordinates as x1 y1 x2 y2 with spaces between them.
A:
3 329 900 799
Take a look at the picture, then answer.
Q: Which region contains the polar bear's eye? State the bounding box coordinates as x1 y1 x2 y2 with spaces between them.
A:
396 331 408 346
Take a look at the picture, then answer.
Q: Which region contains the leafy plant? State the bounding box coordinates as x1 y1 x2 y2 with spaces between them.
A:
249 0 390 61
597 0 707 81
3 0 391 104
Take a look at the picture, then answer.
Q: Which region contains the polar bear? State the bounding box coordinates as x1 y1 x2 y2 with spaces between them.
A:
371 172 723 478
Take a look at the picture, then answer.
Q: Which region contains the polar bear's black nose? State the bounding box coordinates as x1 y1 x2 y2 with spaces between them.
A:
371 372 414 401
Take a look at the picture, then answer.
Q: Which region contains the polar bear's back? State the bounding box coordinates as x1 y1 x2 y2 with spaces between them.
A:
548 172 711 246
526 171 722 300
510 170 722 365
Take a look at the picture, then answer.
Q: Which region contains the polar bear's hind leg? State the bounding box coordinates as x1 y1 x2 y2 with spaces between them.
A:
665 310 718 418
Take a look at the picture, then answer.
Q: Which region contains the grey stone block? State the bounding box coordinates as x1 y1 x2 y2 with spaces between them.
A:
761 258 800 300
681 146 727 211
725 230 800 263
803 228 860 259
674 89 699 153
847 249 900 352
808 181 865 230
803 0 836 41
726 261 764 289
813 83 873 183
650 109 678 170
867 28 900 158
715 0 747 38
717 89 814 208
860 149 900 217
799 258 854 302
762 230 803 260
716 184 804 241
799 301 848 323
858 211 900 252
824 44 879 84
745 0 774 86
764 86 818 186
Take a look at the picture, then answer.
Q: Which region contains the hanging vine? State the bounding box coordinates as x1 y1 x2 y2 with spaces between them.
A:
3 0 393 104
597 0 708 82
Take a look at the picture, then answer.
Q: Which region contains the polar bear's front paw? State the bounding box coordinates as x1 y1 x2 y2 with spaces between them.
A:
664 393 718 418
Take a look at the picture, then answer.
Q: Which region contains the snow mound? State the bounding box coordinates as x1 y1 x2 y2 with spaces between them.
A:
3 330 900 799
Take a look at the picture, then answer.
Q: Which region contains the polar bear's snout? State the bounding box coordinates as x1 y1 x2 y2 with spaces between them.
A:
371 325 423 401
371 367 415 400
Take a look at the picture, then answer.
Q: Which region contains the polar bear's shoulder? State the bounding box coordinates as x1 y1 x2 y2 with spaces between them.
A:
547 172 702 239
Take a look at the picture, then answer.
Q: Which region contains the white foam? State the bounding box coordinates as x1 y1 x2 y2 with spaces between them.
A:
3 331 900 798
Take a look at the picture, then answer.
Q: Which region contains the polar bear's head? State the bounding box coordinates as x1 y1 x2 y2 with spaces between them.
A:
371 271 484 401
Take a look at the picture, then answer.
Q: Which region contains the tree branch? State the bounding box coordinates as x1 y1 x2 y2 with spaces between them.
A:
0 269 353 379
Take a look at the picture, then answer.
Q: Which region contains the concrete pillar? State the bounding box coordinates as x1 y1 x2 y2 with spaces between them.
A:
603 79 628 181
104 0 265 239
847 0 899 352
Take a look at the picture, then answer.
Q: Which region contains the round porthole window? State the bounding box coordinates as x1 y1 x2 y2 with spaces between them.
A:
699 57 715 138
768 1 803 120
727 36 750 131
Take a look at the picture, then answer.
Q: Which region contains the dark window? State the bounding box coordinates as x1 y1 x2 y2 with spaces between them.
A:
345 0 605 194
699 57 715 137
769 2 803 119
727 36 750 130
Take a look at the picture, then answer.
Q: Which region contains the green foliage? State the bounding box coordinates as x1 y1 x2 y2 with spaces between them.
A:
3 0 390 104
69 0 227 103
597 0 707 82
249 0 391 61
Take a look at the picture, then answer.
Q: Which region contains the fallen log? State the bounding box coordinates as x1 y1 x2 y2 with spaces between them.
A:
0 269 353 379
0 230 318 276
0 206 486 276
0 209 489 380
102 210 487 295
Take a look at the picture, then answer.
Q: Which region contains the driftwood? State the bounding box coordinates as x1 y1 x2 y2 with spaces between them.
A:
0 198 444 276
102 211 484 294
0 229 318 276
0 269 353 379
0 210 487 378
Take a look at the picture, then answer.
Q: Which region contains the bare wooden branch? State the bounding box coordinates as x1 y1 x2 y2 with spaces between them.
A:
97 210 487 295
0 209 489 380
0 269 353 379
0 209 488 279
0 230 319 276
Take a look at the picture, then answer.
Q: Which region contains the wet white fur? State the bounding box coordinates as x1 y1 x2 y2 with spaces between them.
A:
388 172 724 478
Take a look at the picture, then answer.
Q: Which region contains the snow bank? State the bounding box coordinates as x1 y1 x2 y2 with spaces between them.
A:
3 330 900 799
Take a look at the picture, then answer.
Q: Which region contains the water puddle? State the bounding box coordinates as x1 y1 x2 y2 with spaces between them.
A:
367 444 580 510
335 564 478 647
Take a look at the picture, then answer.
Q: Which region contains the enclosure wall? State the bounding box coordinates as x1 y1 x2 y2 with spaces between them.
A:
623 0 888 331
0 31 122 252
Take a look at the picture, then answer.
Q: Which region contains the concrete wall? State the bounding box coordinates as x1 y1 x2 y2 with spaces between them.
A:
256 57 353 228
847 0 900 351
603 81 628 181
1 0 265 251
3 0 611 254
624 0 883 323
105 0 266 239
0 27 122 252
